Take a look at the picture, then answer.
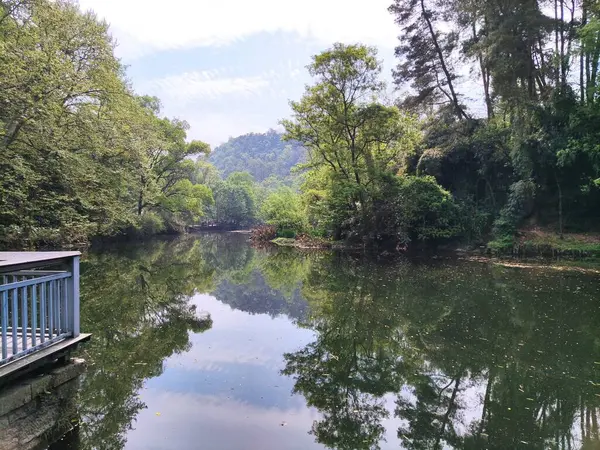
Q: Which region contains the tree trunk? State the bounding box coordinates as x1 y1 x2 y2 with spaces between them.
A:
435 376 461 450
581 0 588 103
420 0 469 121
473 21 494 119
557 178 563 239
555 0 560 87
478 369 495 438
560 0 567 90
138 191 144 215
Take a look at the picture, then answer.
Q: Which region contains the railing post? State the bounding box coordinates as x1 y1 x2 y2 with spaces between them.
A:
67 256 80 337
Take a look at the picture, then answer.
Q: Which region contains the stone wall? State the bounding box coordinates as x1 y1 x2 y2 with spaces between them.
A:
0 358 86 450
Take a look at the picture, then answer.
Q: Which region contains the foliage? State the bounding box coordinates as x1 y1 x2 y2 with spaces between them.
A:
391 175 462 242
211 171 258 228
0 0 213 248
209 129 305 182
282 43 434 247
260 187 307 233
387 0 600 242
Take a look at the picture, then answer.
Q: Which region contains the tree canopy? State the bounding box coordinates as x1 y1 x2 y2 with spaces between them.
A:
209 129 305 182
0 0 213 248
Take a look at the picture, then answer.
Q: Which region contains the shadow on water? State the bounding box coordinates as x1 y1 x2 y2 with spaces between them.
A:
40 232 600 449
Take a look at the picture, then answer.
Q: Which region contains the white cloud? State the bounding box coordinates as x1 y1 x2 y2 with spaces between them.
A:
138 70 270 105
78 0 398 59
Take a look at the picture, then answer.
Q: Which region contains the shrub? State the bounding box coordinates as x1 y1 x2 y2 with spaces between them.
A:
392 175 463 242
135 212 166 238
260 187 307 234
277 229 296 239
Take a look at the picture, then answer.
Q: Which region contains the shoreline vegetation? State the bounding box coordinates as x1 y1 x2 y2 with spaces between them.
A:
249 224 600 261
2 1 600 261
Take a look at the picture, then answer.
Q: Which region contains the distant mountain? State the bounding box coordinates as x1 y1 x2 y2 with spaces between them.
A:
209 129 305 182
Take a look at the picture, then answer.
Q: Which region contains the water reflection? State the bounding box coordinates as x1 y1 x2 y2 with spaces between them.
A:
284 255 600 450
47 233 600 450
73 237 215 449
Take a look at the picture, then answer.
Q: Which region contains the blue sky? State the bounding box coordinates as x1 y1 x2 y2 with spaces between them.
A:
77 0 399 147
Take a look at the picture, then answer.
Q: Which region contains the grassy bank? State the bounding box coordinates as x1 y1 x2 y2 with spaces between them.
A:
488 229 600 258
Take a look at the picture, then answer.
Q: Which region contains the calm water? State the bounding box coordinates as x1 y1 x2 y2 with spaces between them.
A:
49 233 600 450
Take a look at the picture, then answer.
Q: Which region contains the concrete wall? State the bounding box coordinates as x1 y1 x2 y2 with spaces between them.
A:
0 358 86 450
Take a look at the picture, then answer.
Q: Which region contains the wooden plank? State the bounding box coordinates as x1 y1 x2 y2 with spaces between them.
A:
0 252 81 274
0 252 81 268
4 331 53 359
0 333 91 383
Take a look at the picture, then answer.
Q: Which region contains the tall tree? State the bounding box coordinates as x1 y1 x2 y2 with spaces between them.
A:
389 0 469 119
282 43 420 241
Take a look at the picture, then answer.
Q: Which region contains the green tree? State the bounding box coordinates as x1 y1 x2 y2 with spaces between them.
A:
0 0 214 248
212 172 258 228
282 43 421 243
259 187 307 233
389 0 469 119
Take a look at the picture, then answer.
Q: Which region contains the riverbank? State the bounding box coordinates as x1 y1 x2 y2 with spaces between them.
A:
261 227 600 267
487 228 600 258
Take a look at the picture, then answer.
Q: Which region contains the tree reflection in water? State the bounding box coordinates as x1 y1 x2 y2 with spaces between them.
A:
57 234 600 450
76 237 216 449
281 254 600 450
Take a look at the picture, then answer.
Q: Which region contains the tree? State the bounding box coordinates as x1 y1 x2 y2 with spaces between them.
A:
132 98 213 231
260 187 307 233
388 0 600 243
282 43 421 243
212 172 258 228
389 0 469 119
0 0 214 248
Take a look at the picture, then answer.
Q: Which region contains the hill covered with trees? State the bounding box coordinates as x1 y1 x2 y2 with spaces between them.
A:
209 130 305 182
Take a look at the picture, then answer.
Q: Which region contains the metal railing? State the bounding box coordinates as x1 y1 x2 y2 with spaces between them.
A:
0 256 80 367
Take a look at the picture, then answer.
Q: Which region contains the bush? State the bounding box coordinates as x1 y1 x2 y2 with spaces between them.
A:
487 234 515 254
134 212 166 238
260 187 307 234
392 175 463 242
277 229 296 239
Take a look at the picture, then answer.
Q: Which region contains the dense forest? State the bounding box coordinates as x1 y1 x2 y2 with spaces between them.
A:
209 130 305 182
274 0 600 250
1 0 600 251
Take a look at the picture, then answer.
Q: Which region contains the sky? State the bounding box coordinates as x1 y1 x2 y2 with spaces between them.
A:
76 0 400 148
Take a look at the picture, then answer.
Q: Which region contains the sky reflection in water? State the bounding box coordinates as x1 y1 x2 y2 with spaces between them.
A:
50 233 600 450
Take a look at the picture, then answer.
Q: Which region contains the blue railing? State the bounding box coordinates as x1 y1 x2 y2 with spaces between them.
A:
0 255 80 367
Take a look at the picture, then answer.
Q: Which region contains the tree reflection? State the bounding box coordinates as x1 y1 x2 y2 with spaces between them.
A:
76 236 215 449
60 233 600 450
281 255 600 450
284 256 408 449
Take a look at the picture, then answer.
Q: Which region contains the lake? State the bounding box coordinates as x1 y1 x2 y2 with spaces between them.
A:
49 232 600 450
